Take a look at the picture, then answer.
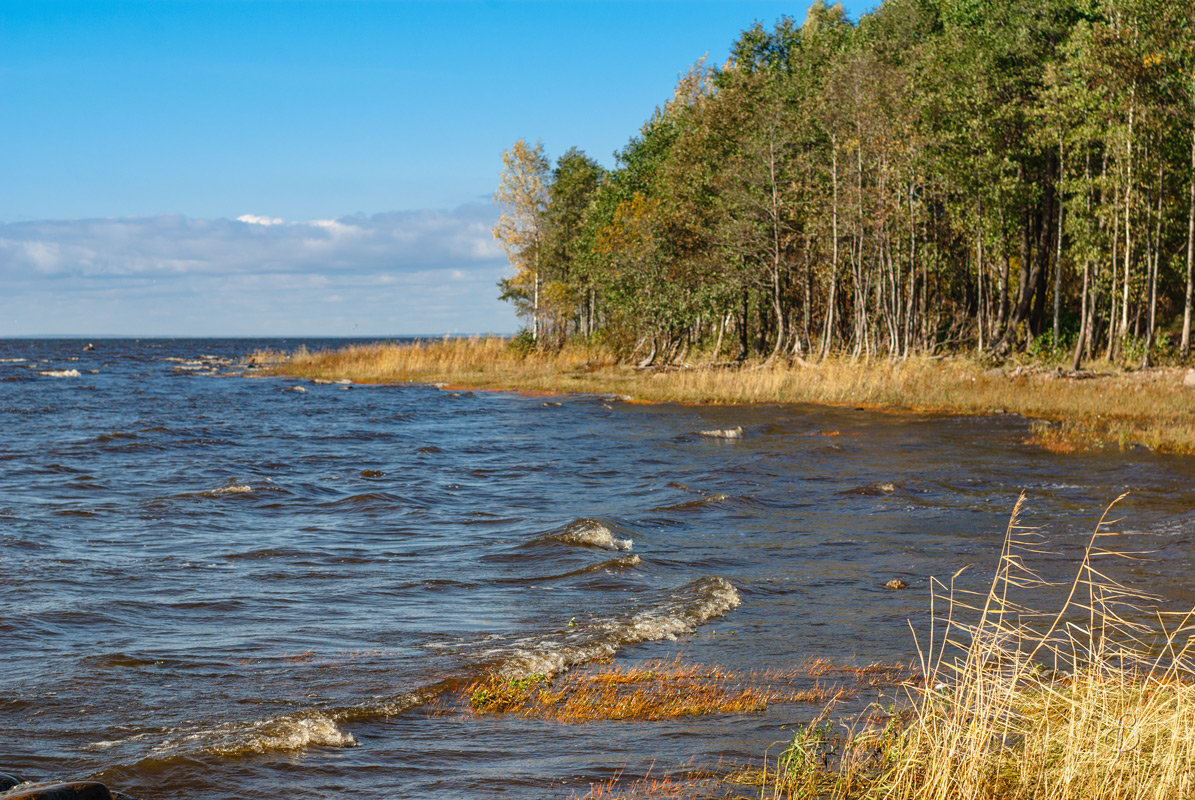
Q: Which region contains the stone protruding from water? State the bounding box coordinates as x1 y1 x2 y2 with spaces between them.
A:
884 578 909 590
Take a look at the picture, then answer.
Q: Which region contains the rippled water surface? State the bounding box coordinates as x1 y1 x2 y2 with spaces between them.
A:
2 338 1192 798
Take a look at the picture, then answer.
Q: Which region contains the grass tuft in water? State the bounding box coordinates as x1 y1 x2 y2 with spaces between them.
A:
455 657 914 724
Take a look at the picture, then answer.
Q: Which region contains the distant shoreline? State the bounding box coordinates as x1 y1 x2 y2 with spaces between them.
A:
251 337 1195 454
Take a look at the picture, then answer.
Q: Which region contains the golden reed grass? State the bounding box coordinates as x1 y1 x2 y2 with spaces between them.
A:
762 494 1195 800
250 338 1195 453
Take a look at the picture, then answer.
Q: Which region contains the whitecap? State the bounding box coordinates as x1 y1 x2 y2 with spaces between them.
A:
698 426 743 439
549 518 633 551
493 576 741 679
207 483 252 496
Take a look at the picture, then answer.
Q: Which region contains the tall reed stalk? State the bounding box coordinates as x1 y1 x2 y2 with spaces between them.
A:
768 495 1195 800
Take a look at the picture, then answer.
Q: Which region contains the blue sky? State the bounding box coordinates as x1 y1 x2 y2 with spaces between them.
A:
2 0 872 336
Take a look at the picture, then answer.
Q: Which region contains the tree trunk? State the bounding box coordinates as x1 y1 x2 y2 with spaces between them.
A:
713 310 727 362
1053 142 1064 346
977 231 985 353
1142 163 1164 368
1072 257 1090 371
1120 105 1134 343
904 184 916 358
820 139 840 360
1183 125 1195 357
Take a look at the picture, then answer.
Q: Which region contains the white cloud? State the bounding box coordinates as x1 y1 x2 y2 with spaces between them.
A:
237 214 284 226
1 204 503 280
0 204 520 336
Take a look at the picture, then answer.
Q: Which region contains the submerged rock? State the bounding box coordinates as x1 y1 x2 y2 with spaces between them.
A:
884 578 909 590
0 774 23 792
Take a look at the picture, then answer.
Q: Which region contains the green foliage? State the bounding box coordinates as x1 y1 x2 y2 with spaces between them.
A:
495 0 1195 366
506 329 536 357
469 672 547 711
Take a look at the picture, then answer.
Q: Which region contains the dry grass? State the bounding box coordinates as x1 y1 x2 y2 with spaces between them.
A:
249 338 1195 453
451 656 915 724
762 494 1195 800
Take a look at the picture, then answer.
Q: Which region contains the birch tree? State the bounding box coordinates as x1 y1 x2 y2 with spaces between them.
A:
494 139 551 343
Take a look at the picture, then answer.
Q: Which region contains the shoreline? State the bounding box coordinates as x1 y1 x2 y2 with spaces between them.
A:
250 338 1195 454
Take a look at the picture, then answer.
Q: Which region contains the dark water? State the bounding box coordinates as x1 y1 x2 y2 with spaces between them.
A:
1 338 1192 799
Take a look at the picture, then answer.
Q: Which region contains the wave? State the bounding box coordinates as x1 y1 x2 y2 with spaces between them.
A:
207 711 357 756
491 575 741 678
91 688 435 769
651 493 730 512
541 518 634 551
204 483 253 496
843 482 897 496
38 369 81 378
697 426 744 439
83 576 738 770
498 554 642 584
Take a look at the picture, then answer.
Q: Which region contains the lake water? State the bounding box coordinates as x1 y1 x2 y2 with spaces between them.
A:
2 338 1192 799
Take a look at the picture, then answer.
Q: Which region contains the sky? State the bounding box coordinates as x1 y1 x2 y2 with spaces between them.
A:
1 0 873 337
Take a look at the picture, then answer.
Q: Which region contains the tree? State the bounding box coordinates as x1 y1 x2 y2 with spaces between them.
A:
494 139 551 343
542 147 605 341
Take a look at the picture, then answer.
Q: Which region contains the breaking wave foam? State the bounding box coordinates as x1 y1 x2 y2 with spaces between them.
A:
95 690 435 769
207 711 356 756
205 483 253 496
698 426 744 439
546 518 634 551
492 576 741 678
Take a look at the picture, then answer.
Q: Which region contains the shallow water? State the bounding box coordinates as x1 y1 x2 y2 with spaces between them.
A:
1 338 1192 798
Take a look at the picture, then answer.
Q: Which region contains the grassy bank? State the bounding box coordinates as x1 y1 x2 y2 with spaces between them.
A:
250 337 1195 453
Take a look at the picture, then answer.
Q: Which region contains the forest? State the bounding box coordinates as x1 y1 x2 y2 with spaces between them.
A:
494 0 1195 368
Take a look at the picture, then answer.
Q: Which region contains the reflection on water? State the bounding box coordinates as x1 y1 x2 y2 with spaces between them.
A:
0 338 1192 799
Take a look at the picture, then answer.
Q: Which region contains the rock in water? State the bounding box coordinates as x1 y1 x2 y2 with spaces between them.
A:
0 782 112 800
884 578 909 590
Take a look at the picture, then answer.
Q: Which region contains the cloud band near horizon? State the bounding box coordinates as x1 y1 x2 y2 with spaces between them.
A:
0 205 518 336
